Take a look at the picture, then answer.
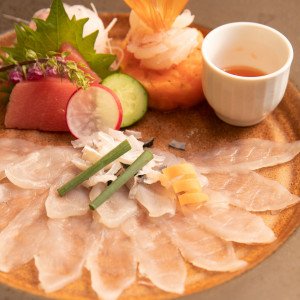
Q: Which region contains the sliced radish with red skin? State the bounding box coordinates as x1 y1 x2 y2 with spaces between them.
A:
66 84 123 138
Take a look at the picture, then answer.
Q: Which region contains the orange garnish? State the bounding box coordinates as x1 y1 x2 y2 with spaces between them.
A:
172 178 202 194
162 162 209 206
123 0 189 32
162 162 197 180
178 192 209 206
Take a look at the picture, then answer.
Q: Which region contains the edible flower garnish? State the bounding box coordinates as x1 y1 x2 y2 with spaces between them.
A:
162 162 209 206
0 53 93 89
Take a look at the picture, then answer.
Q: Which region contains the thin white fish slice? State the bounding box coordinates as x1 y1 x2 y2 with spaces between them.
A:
45 167 90 219
122 215 187 294
151 148 183 166
90 130 145 165
71 132 100 148
205 171 300 211
90 184 138 228
124 129 142 139
86 226 137 300
34 213 92 293
83 161 121 187
0 138 42 180
187 139 300 173
118 135 145 165
5 146 78 189
0 192 48 272
0 196 28 232
0 183 44 232
156 213 247 272
0 182 42 203
137 154 165 184
183 193 276 244
133 182 176 217
0 138 42 153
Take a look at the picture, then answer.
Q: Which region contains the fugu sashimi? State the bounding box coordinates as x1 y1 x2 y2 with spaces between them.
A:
187 139 300 173
0 198 26 232
34 213 92 293
0 182 41 203
89 184 138 228
205 171 300 211
100 130 161 168
151 148 183 165
46 167 90 219
156 213 247 272
122 215 187 294
0 184 43 232
86 225 137 300
81 130 145 165
4 77 77 132
0 192 48 272
0 138 42 180
116 134 145 165
183 201 276 244
5 146 78 189
83 161 121 187
133 182 176 217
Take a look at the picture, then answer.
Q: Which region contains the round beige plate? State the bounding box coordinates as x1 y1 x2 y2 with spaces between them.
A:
0 13 299 300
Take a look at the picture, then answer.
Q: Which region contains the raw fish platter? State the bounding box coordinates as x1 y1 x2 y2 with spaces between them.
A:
0 1 299 300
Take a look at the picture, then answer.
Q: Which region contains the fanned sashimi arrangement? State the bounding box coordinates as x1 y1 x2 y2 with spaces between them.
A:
0 0 299 300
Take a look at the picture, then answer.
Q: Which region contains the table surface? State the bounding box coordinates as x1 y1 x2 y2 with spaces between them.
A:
0 1 299 300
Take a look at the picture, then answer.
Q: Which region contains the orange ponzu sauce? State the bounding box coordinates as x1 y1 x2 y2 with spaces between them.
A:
223 66 266 77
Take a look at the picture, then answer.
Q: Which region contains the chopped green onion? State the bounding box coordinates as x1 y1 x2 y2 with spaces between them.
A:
57 139 131 196
89 149 154 210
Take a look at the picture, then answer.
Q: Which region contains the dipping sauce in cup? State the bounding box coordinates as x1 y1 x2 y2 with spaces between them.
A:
201 22 293 126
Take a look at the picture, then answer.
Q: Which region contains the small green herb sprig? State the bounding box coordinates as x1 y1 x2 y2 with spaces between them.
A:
0 50 93 90
1 0 116 79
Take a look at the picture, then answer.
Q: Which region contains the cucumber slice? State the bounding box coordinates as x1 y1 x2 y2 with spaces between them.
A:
102 73 148 128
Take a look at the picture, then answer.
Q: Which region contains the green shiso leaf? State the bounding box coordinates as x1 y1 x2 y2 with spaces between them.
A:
1 0 116 79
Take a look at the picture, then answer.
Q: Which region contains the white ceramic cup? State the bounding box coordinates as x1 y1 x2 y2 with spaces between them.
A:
201 22 293 126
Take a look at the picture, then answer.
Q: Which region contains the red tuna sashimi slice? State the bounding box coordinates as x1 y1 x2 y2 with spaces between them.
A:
60 42 101 83
4 77 77 131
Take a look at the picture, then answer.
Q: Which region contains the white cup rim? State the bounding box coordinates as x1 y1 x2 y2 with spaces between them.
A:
202 22 294 81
